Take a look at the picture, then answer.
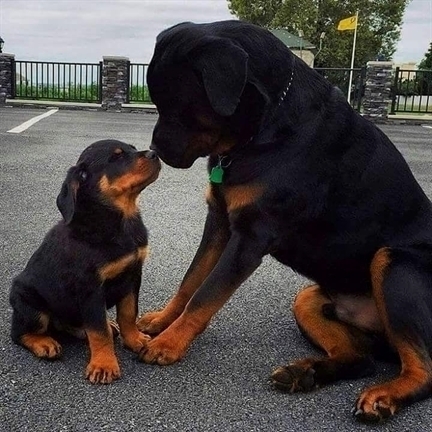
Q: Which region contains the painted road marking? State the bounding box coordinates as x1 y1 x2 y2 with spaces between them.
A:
422 125 432 129
7 108 59 133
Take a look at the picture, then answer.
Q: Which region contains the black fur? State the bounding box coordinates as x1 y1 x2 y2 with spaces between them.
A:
10 139 160 383
139 20 432 420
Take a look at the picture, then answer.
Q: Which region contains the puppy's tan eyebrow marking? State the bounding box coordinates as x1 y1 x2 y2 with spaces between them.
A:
114 148 123 155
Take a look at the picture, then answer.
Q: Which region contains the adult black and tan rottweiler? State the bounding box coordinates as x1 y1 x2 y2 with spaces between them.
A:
137 20 432 421
10 140 160 384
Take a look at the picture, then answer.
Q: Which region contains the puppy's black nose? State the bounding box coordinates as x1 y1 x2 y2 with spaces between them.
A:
144 150 158 160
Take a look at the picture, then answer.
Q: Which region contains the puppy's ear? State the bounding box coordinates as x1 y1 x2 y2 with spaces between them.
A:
56 163 87 224
194 37 248 117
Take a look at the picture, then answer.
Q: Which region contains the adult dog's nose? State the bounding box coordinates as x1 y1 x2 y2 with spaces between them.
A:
143 150 158 160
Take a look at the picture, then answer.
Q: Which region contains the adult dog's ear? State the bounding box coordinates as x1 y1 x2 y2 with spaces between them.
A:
194 37 248 117
56 163 87 224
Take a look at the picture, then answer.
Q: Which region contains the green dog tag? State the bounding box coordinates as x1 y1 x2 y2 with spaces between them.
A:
209 166 224 184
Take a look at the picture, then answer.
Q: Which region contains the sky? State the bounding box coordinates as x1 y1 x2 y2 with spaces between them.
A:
0 0 431 65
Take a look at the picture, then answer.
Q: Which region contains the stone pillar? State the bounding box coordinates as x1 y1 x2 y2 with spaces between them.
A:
363 61 393 122
101 56 129 110
0 53 15 104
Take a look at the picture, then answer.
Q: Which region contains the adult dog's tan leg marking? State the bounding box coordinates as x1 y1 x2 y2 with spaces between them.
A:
139 281 238 365
272 285 374 392
137 198 229 335
354 248 432 423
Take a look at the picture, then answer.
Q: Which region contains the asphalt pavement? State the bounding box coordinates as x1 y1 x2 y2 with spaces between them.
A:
1 106 432 432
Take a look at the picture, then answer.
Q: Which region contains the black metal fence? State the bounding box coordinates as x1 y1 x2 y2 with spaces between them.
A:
128 63 151 103
314 67 366 111
14 60 432 115
14 60 102 102
126 64 367 108
391 68 432 114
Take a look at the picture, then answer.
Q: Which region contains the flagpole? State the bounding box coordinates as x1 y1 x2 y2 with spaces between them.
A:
347 10 359 104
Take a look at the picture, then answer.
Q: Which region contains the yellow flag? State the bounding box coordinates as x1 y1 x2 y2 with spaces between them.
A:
337 15 357 31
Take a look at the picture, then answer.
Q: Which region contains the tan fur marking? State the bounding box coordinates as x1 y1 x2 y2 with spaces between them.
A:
85 328 120 383
98 246 148 282
370 247 392 334
98 157 158 218
99 175 139 217
205 185 216 206
224 184 264 212
137 246 148 263
117 292 150 352
37 312 50 334
294 284 362 360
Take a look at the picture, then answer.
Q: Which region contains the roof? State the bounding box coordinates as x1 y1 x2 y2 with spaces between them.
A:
270 28 315 50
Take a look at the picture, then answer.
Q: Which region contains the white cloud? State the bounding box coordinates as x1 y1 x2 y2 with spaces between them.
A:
0 0 430 64
394 0 432 64
0 0 234 62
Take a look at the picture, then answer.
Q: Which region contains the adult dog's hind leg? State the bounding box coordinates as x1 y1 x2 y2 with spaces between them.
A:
354 248 432 423
271 284 375 392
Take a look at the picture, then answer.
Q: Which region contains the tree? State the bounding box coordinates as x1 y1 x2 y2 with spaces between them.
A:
227 0 410 68
417 42 432 95
418 42 432 70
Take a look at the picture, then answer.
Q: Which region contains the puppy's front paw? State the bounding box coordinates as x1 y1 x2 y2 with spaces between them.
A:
123 330 151 353
85 358 121 384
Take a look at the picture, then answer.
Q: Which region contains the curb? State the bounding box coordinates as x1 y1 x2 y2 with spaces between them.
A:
4 99 158 114
3 99 432 123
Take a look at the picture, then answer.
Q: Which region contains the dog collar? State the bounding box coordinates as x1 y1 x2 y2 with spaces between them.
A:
278 66 295 107
209 62 295 185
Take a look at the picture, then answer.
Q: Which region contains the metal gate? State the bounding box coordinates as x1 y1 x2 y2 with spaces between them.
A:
391 67 432 114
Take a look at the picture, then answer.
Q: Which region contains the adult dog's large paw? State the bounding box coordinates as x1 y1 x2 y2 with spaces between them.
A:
138 332 188 365
354 386 399 423
136 309 177 335
271 363 317 393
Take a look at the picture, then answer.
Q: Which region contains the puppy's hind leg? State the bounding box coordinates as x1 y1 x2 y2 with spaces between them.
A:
10 282 62 359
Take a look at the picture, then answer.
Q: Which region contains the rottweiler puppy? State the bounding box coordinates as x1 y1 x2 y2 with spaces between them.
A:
10 139 160 384
136 20 432 422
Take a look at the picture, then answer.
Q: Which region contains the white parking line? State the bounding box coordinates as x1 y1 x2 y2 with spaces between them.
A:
7 108 59 134
422 125 432 129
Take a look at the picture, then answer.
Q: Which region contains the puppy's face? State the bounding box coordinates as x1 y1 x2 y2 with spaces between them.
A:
147 24 249 168
57 140 161 222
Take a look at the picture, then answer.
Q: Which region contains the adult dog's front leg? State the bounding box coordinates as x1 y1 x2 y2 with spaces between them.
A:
139 230 268 365
137 205 230 335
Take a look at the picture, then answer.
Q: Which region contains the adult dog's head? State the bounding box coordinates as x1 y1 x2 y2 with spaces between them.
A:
147 21 298 168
